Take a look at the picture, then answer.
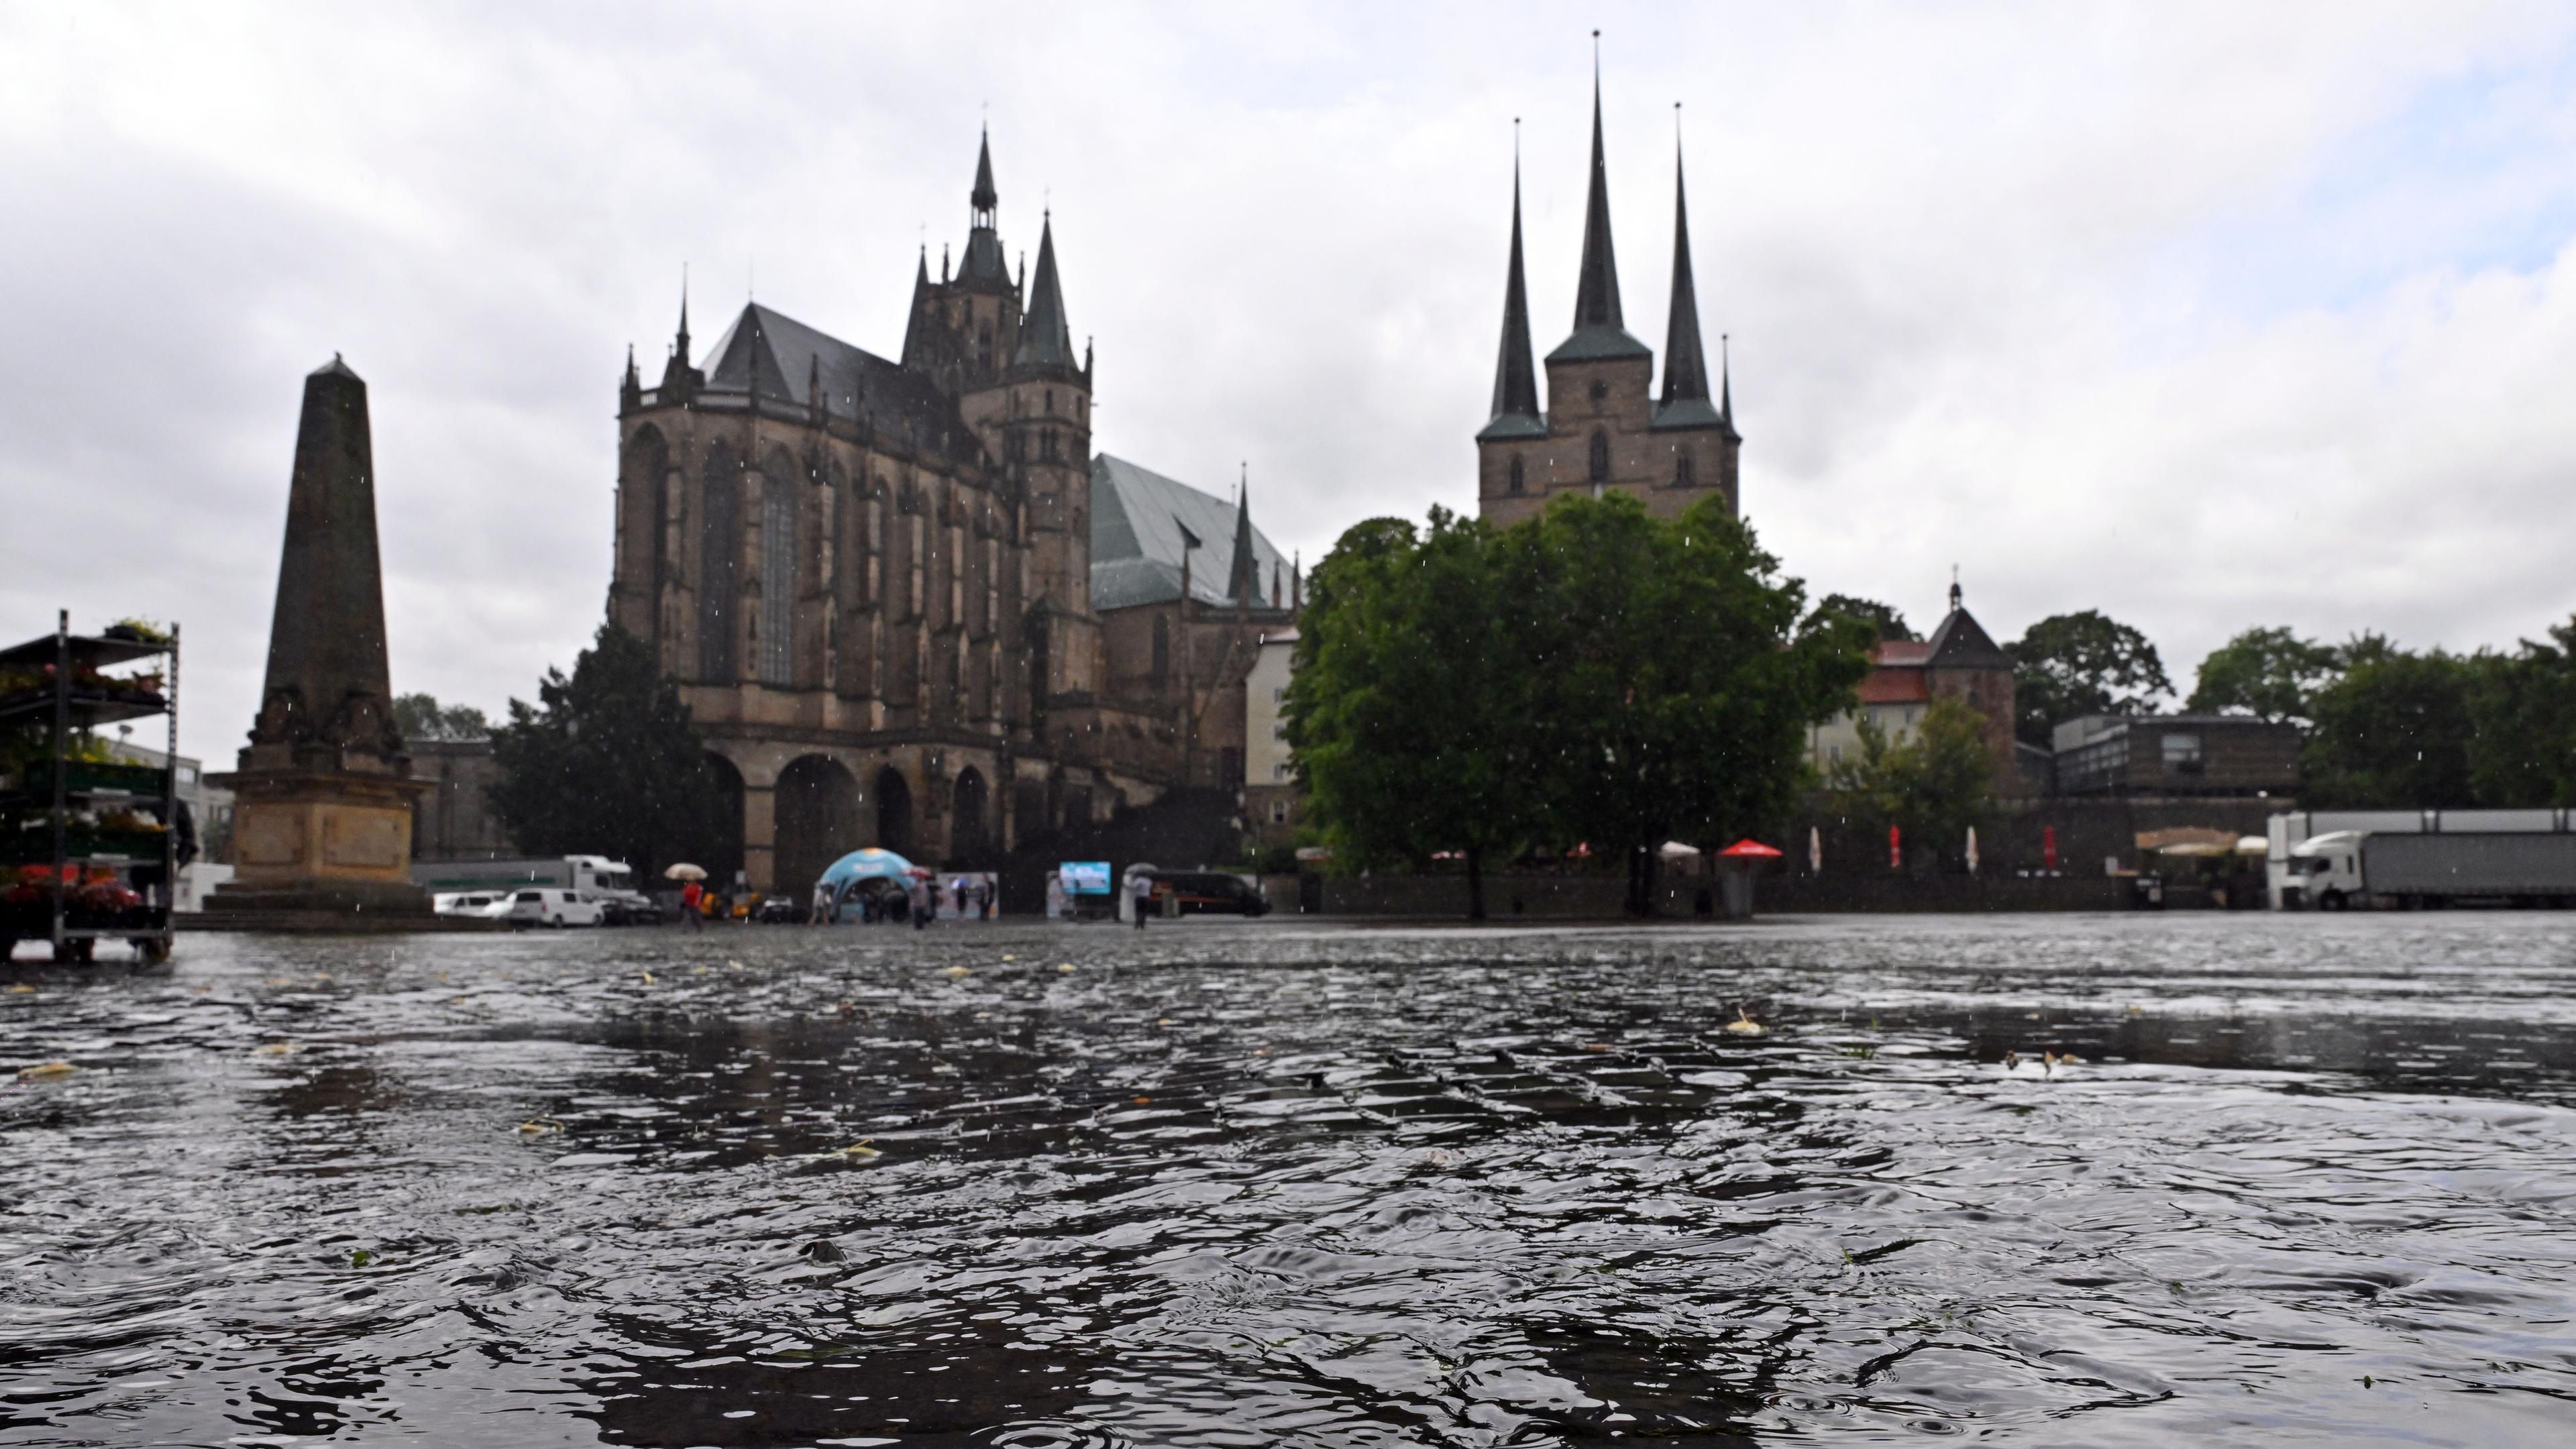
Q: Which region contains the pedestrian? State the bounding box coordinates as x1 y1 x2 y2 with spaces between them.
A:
911 877 930 930
680 879 703 929
811 878 833 926
1129 869 1151 929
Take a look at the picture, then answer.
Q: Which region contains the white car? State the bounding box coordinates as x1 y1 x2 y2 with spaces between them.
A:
488 888 605 928
433 891 504 917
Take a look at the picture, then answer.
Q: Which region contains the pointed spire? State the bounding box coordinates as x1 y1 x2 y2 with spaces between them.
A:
1719 333 1736 438
1228 465 1258 604
1549 42 1652 363
1013 213 1076 370
1479 129 1544 441
971 125 998 223
675 266 692 364
1658 117 1711 409
623 343 639 387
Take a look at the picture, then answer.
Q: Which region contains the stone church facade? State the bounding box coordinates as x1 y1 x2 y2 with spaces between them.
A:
1478 84 1740 527
607 133 1290 893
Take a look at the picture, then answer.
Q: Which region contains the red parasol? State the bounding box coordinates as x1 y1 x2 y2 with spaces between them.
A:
1716 839 1783 860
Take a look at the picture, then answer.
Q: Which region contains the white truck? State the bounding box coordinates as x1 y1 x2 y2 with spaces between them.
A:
412 855 655 922
2270 810 2576 910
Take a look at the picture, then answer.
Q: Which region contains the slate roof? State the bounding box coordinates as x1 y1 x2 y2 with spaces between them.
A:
1549 78 1652 365
1091 454 1289 612
1480 166 1546 442
1014 219 1077 370
698 303 972 455
1925 605 2012 668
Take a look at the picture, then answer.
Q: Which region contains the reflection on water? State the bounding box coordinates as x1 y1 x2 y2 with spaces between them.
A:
4 914 2575 1445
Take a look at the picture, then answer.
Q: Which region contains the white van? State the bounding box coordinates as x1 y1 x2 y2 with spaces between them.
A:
433 891 504 917
491 888 604 928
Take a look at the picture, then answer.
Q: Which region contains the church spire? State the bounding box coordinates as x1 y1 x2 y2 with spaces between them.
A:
1658 121 1710 410
971 125 998 227
1012 212 1075 370
1228 466 1258 604
1549 41 1651 363
1479 133 1544 441
674 268 691 366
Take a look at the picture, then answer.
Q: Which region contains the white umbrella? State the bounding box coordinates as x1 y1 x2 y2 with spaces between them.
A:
1966 826 1980 875
663 863 708 881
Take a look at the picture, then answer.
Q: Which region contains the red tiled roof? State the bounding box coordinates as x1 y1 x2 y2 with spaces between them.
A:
1872 640 1934 665
1857 667 1931 704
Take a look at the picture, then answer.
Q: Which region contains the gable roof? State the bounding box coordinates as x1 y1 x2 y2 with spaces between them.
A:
1090 454 1288 612
699 303 972 457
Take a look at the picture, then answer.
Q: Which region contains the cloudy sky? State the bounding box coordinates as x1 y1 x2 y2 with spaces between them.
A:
6 1 2575 763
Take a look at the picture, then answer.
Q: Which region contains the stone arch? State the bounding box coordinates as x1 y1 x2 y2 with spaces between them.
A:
622 425 669 606
874 765 915 859
698 443 741 682
951 766 991 863
775 754 860 896
702 750 747 888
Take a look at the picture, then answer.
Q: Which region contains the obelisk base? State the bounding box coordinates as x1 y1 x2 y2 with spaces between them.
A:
204 770 437 925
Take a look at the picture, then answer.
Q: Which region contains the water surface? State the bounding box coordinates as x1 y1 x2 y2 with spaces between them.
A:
4 913 2573 1445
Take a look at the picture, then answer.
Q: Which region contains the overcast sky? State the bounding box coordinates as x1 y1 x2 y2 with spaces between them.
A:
7 1 2576 764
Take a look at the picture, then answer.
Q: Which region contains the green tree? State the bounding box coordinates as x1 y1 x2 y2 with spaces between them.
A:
488 622 729 879
2463 618 2576 807
1823 698 1999 870
2006 610 2173 746
1808 594 1915 643
2300 644 2475 808
392 692 490 742
2186 627 2343 722
1503 493 1871 915
1286 508 1538 918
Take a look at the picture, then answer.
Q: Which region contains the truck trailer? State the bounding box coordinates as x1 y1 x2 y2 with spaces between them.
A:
2280 828 2576 910
411 855 652 920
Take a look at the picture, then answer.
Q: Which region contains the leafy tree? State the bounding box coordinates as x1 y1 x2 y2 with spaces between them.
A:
1502 493 1871 915
2300 645 2475 808
1823 697 1999 870
1809 594 1915 643
1286 508 1538 918
392 692 490 742
2186 627 2343 722
2006 610 2173 746
2463 618 2576 807
488 622 729 879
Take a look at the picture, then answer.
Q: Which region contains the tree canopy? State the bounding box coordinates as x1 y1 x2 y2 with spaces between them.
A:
2300 620 2576 809
1823 696 1998 869
2005 610 2173 745
1288 492 1870 916
392 692 490 742
1809 594 1915 643
488 622 730 879
2186 627 2343 722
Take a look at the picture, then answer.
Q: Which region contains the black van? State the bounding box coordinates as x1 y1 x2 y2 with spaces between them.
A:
1149 871 1271 917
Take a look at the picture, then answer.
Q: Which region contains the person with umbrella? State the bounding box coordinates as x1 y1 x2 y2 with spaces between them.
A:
666 863 708 930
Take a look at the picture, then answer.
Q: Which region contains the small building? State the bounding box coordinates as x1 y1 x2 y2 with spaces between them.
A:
1808 584 2017 777
1242 628 1300 851
409 737 515 859
2051 713 2302 797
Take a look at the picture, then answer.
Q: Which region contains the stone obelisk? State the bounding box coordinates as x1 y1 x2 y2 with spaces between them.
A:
207 357 431 920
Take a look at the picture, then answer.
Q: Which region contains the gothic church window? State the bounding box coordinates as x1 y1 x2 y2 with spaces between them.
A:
1674 450 1696 488
759 475 798 686
1508 455 1525 494
1589 430 1611 488
698 447 740 682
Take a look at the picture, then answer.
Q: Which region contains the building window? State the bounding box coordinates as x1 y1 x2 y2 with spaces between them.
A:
1674 450 1695 488
1589 430 1610 487
2163 732 2205 776
759 478 797 686
1508 454 1525 494
1270 798 1289 822
1589 379 1608 405
698 448 739 682
1272 721 1287 739
1273 763 1293 782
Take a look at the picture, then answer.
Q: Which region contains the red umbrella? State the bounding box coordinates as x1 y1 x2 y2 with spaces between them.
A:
1717 839 1783 860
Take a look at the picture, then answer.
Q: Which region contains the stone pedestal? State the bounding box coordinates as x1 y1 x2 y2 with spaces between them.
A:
207 771 429 915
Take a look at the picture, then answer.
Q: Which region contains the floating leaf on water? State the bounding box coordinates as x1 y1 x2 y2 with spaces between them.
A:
17 1061 77 1081
943 965 971 977
350 1248 372 1268
1723 1008 1766 1036
1057 963 1076 973
726 961 744 971
4 985 36 996
517 1117 560 1135
1132 1095 1152 1106
1157 1017 1173 1026
828 1140 881 1159
641 971 655 985
254 1042 297 1057
1000 955 1016 963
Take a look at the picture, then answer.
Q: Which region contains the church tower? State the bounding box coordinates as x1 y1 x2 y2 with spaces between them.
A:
1477 70 1739 527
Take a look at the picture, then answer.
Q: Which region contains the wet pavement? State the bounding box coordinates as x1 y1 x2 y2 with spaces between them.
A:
3 912 2574 1445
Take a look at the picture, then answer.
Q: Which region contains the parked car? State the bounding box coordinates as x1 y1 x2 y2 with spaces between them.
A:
433 891 504 918
491 888 605 928
751 895 802 924
1146 871 1271 917
600 892 664 926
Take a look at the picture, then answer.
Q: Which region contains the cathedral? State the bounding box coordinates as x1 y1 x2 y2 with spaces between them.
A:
1478 81 1739 525
607 132 1293 894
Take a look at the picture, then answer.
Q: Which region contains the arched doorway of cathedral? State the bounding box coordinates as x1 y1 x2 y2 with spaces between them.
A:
703 751 747 888
775 755 859 898
950 767 990 865
873 766 914 859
